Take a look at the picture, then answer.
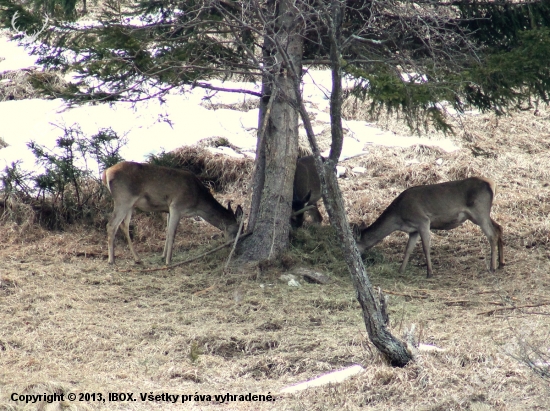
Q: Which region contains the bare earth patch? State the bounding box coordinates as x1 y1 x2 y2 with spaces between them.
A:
1 107 550 410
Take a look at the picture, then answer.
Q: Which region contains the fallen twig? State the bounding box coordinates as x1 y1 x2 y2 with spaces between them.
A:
472 290 499 295
225 212 246 270
443 300 505 306
382 289 429 299
75 251 102 258
443 300 478 306
193 285 217 296
117 232 252 273
477 301 550 316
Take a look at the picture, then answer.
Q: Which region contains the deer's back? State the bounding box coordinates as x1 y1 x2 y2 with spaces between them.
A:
105 161 210 212
391 177 495 221
293 156 321 205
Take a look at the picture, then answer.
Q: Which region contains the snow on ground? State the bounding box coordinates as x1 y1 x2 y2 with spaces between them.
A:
0 32 36 72
0 31 459 177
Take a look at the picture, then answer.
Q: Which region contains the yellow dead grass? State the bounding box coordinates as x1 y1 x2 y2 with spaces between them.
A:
1 106 550 410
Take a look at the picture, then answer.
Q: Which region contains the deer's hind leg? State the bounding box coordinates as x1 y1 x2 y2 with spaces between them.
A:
475 215 502 272
491 218 504 269
417 225 434 278
309 204 323 224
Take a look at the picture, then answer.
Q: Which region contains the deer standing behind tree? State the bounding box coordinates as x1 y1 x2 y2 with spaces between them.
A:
102 161 242 265
356 177 504 277
292 155 324 228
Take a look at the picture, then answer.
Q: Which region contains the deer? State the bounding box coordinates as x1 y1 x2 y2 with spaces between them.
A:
102 161 243 265
292 155 324 228
356 177 504 278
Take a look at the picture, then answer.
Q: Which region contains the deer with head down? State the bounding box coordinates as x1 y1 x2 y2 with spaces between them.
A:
292 155 324 228
102 161 243 265
356 177 504 278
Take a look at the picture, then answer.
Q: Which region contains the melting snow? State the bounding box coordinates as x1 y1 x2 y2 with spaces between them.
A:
0 31 459 177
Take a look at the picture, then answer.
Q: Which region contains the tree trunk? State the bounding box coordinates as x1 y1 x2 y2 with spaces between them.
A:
247 25 276 232
292 1 413 366
241 0 302 261
246 90 267 233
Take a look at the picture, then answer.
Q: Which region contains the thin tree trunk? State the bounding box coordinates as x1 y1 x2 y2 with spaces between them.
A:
291 1 413 366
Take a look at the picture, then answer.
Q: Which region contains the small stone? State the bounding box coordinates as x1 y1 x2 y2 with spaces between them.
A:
336 166 347 178
279 274 297 283
292 267 331 284
287 279 301 287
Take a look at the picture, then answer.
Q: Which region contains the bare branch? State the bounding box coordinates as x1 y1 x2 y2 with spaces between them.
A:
194 82 262 97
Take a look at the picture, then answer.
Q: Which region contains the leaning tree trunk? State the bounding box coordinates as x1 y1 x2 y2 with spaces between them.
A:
241 0 302 261
291 1 413 366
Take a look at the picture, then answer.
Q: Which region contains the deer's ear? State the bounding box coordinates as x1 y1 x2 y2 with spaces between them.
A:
235 205 244 222
227 201 233 214
351 222 362 241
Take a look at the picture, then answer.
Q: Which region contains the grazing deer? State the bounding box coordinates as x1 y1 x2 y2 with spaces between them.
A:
356 177 504 277
292 155 323 228
102 161 243 265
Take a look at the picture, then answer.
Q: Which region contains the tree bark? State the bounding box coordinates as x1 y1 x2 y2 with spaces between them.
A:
246 72 271 232
241 0 303 261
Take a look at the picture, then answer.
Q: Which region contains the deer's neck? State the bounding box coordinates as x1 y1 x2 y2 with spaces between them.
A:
358 209 400 250
197 200 235 232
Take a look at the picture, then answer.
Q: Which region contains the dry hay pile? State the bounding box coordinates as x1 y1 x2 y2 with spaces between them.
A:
201 97 259 113
0 68 68 101
171 145 254 195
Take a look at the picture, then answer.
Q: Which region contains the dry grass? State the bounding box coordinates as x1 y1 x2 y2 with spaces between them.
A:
171 146 254 195
0 68 68 101
1 106 550 410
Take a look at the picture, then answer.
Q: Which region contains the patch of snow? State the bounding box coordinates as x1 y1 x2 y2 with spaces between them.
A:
280 364 365 394
287 279 301 287
344 120 459 152
1 31 460 178
0 32 38 71
335 166 347 178
205 146 245 158
418 343 447 353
